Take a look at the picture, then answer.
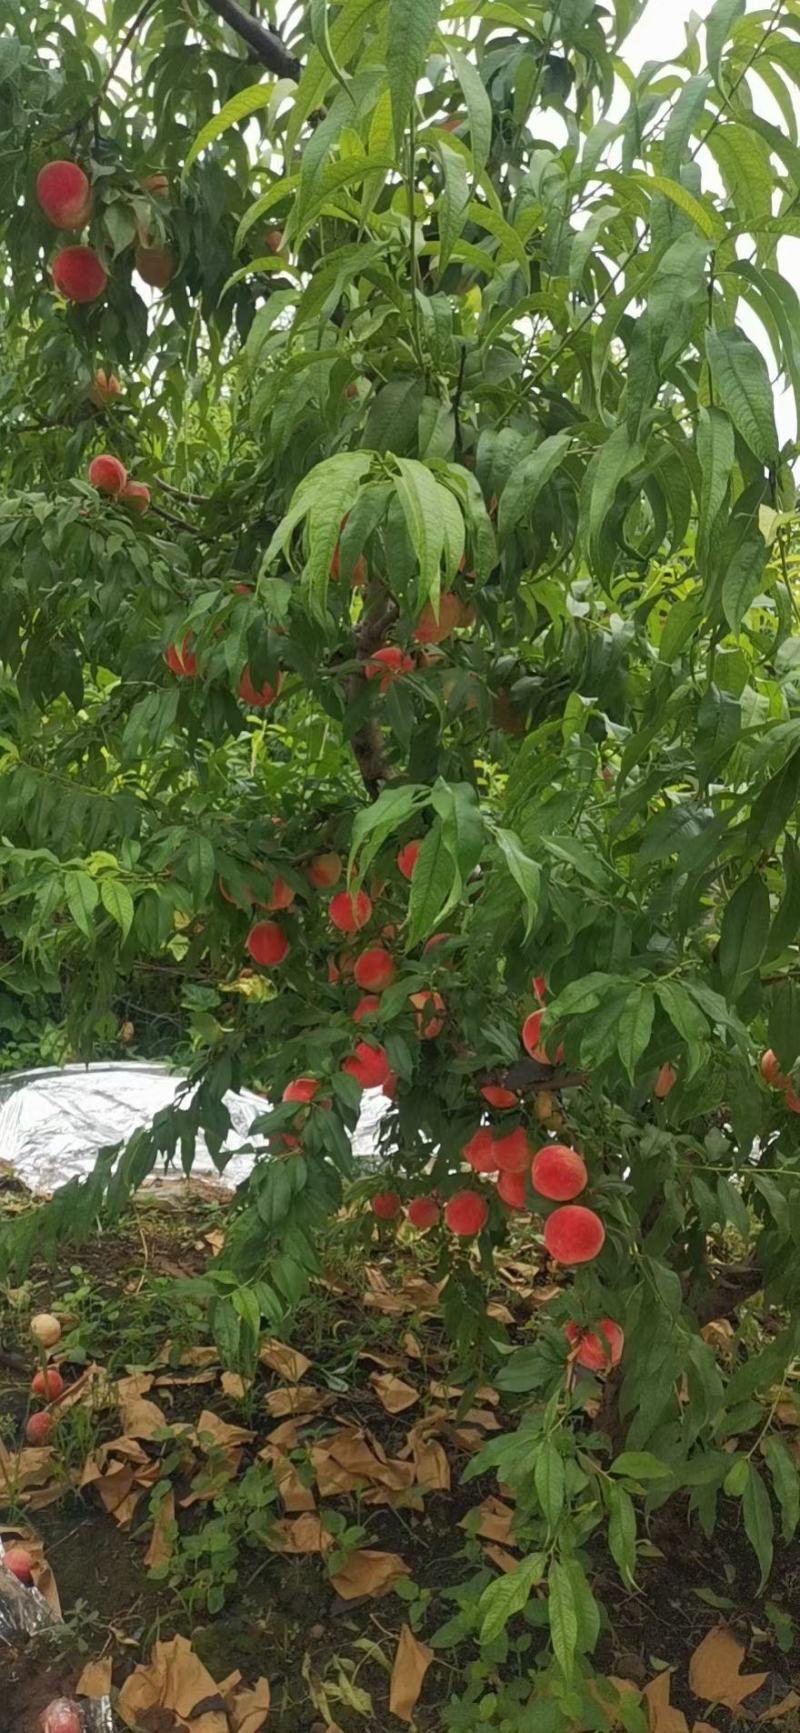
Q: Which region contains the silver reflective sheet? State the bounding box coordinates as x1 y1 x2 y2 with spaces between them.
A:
0 1062 384 1190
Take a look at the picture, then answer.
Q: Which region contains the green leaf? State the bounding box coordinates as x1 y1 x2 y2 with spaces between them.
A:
184 835 216 900
407 819 455 944
547 1560 578 1679
705 327 780 467
392 457 455 614
611 1452 671 1480
478 1551 546 1646
498 433 572 540
349 784 428 879
767 836 800 960
742 1462 774 1589
629 170 723 241
436 141 470 276
183 82 274 178
763 1437 800 1543
387 0 442 151
718 873 770 1000
64 871 99 938
656 980 709 1053
707 0 746 83
444 43 492 172
696 407 734 554
607 1484 637 1587
617 986 655 1081
721 534 768 633
534 1441 565 1530
100 878 134 940
493 828 541 936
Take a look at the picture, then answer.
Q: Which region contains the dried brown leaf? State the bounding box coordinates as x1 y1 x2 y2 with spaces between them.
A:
76 1657 113 1698
221 1372 250 1400
389 1625 434 1723
117 1634 228 1732
225 1675 271 1733
264 1386 331 1418
145 1488 176 1568
330 1548 410 1600
369 1372 419 1414
483 1544 519 1574
460 1497 516 1544
644 1671 690 1733
1 1526 60 1615
688 1628 768 1710
271 1513 330 1554
260 1339 312 1382
760 1693 800 1723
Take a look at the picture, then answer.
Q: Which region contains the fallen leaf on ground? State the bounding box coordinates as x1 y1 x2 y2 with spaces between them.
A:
193 1410 255 1451
260 1339 312 1382
117 1634 227 1732
118 1388 169 1440
369 1372 419 1414
644 1671 690 1733
145 1487 176 1568
264 1386 331 1418
389 1625 434 1722
76 1657 113 1697
221 1673 271 1733
271 1513 330 1554
483 1544 519 1574
405 1426 450 1492
330 1548 410 1600
688 1628 768 1709
460 1496 516 1545
760 1693 800 1722
260 1445 315 1512
221 1372 250 1400
52 1362 113 1414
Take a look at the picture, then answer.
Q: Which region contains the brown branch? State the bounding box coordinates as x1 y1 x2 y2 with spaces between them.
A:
155 476 211 505
693 1260 763 1326
204 0 301 79
347 590 399 798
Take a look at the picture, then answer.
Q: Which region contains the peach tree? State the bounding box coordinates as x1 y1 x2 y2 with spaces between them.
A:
2 0 800 1716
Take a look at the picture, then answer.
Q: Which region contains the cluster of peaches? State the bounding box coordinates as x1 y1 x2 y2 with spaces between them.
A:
36 158 173 304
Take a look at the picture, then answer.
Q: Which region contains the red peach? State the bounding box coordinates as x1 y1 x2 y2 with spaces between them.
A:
37 161 91 228
41 1703 82 1733
463 1128 498 1174
397 840 421 880
410 990 445 1038
494 1128 532 1174
264 227 284 253
245 921 289 966
342 1041 394 1092
282 1078 318 1105
307 852 342 889
372 1191 402 1220
354 947 395 991
444 1189 488 1237
654 1063 677 1099
564 1319 624 1371
496 1169 528 1210
480 1085 518 1109
413 592 466 645
531 1145 587 1201
762 1049 790 1089
31 1368 64 1401
3 1545 33 1582
366 646 414 691
329 890 372 934
164 633 197 676
25 1411 54 1446
90 368 121 406
52 245 107 302
122 480 150 514
141 172 169 198
88 453 127 494
406 1196 440 1230
543 1205 605 1265
239 665 281 707
353 995 381 1022
266 877 295 911
135 243 175 288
